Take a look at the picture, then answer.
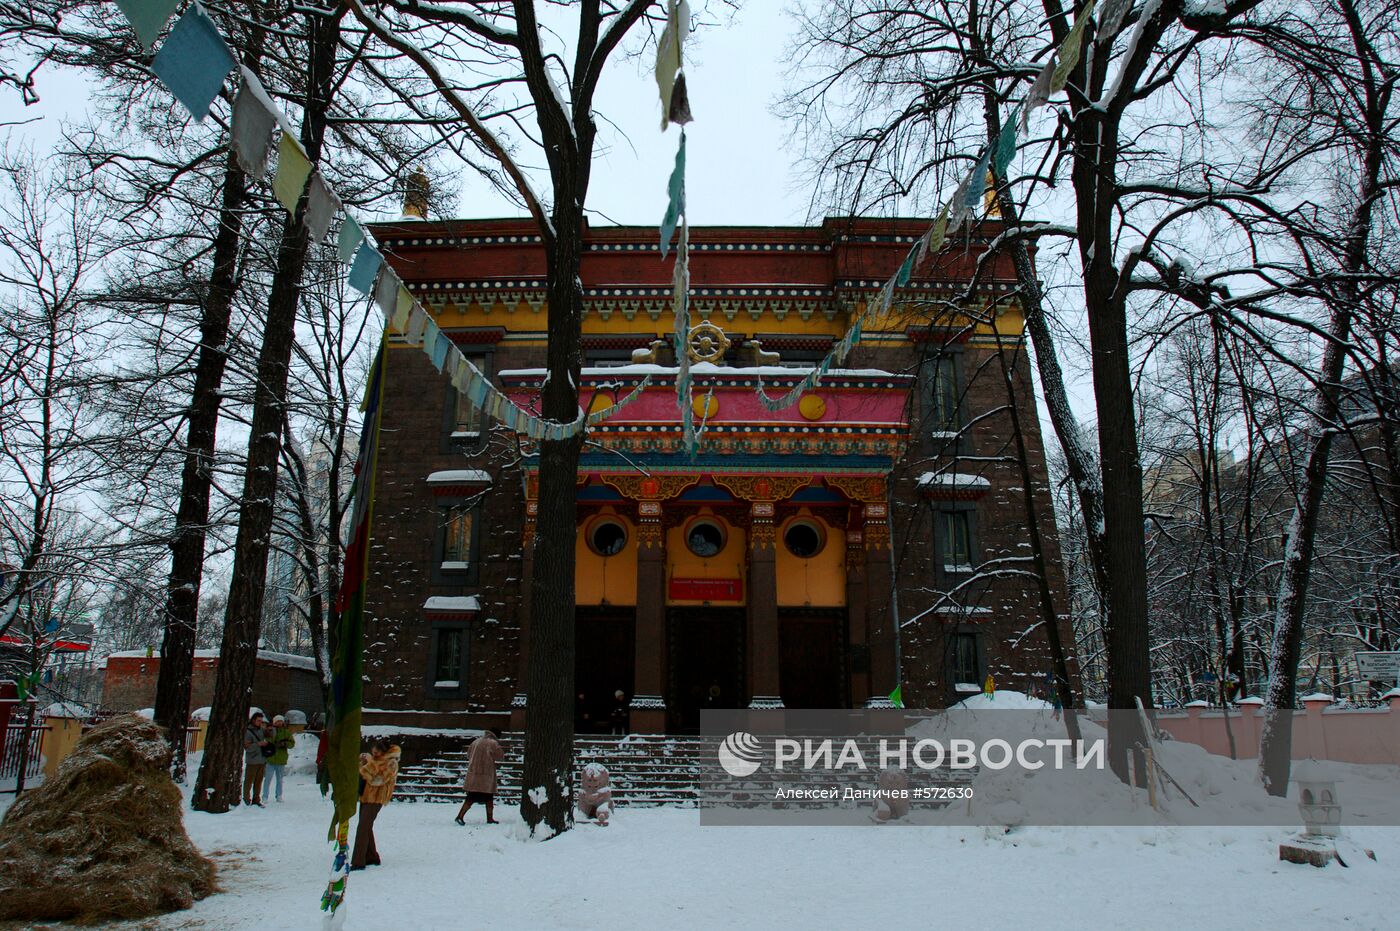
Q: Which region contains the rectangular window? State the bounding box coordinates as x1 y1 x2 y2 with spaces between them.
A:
951 633 980 687
453 355 488 435
434 628 463 685
941 510 973 571
442 506 474 568
584 346 638 368
928 354 960 434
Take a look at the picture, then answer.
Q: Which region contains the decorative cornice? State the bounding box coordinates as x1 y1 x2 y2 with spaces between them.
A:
446 327 507 346
838 278 1018 295
824 475 888 504
599 473 701 501
712 474 812 502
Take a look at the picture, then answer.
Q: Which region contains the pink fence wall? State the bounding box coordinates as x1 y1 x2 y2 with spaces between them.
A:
1155 695 1400 765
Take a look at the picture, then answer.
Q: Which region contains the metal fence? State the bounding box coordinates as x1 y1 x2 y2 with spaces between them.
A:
1 720 48 782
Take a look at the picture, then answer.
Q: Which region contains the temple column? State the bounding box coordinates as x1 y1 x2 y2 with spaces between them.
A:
747 500 783 708
630 500 667 732
510 499 537 731
863 502 899 707
845 506 871 706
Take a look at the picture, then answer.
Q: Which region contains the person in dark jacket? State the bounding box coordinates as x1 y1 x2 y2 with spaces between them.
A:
242 712 271 807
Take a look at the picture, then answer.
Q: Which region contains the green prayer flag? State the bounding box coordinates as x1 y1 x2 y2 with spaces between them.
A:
1051 0 1098 94
993 106 1022 177
338 216 364 265
116 0 182 51
894 248 916 288
660 132 686 257
889 685 903 709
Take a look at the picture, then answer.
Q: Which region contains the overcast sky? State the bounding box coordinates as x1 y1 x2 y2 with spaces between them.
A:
0 2 1094 441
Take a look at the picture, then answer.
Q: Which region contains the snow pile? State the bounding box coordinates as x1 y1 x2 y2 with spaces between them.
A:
0 715 215 922
912 692 1399 831
284 732 321 778
953 689 1053 710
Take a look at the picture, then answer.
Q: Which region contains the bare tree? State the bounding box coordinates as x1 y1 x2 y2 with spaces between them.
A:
1235 0 1400 794
344 0 659 836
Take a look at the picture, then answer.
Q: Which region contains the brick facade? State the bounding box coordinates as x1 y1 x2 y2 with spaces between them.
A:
362 217 1078 729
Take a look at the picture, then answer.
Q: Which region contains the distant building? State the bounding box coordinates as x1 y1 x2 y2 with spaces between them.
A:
101 649 323 717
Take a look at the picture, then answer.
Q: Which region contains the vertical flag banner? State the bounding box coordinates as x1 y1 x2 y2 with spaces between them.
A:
660 133 687 258
323 339 385 914
150 5 235 122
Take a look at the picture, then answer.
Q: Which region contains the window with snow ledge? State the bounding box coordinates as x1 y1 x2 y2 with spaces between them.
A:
432 500 481 585
442 347 494 453
948 630 986 699
919 350 963 451
936 506 978 573
427 623 468 696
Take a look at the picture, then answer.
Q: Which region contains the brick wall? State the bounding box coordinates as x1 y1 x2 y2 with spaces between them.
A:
101 655 323 717
362 344 532 719
853 333 1080 707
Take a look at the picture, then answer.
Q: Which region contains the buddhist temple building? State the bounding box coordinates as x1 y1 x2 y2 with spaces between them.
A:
362 216 1077 733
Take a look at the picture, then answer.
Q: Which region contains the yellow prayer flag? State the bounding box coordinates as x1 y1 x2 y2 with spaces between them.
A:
272 134 312 212
393 285 413 332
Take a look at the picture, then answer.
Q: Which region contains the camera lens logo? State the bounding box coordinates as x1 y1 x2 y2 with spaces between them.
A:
717 731 764 777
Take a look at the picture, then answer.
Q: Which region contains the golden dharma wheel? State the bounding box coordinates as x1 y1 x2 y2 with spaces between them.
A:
799 394 827 421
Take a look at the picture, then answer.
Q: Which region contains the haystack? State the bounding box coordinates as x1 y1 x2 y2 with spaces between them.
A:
0 714 216 922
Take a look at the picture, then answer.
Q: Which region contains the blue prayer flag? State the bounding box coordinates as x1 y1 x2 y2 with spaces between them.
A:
151 7 235 122
347 241 383 294
431 332 451 371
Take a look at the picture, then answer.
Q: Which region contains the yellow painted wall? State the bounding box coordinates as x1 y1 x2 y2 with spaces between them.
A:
666 512 748 606
776 513 847 607
575 511 639 606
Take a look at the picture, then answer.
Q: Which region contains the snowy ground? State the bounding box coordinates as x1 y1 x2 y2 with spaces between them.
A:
3 760 1398 928
3 706 1398 930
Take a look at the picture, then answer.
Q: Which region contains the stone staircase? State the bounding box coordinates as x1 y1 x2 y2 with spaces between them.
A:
394 732 977 810
395 733 711 807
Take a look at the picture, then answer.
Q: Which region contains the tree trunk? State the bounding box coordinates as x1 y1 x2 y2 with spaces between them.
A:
520 202 586 837
153 149 247 782
1257 321 1352 793
1259 0 1382 792
192 9 340 813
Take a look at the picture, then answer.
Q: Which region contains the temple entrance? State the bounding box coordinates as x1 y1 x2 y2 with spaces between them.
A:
666 608 746 733
779 611 847 709
574 608 634 734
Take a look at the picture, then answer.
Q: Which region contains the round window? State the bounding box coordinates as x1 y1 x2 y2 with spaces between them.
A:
783 520 825 559
685 520 726 558
588 519 628 557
